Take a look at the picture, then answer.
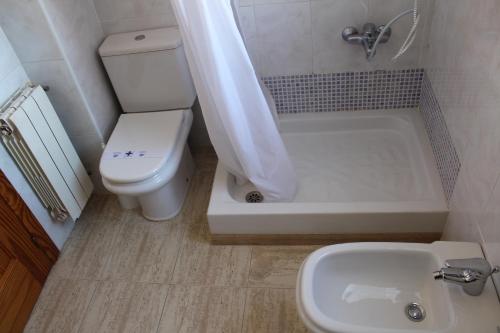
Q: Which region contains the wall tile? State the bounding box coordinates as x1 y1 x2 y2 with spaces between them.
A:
0 28 21 81
101 14 177 35
479 177 500 289
0 0 63 63
94 0 177 35
93 0 174 22
42 0 120 141
23 60 96 137
424 0 500 272
367 0 425 69
419 74 460 201
254 2 313 76
237 6 261 74
442 166 483 243
311 0 370 73
0 66 28 105
0 0 118 189
238 0 429 76
264 69 423 113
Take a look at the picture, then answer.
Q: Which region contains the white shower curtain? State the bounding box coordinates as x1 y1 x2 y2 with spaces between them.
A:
171 0 297 202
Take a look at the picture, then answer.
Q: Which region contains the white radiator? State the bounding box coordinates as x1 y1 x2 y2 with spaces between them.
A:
0 84 93 221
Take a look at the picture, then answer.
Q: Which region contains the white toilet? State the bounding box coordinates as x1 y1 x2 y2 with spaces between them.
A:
98 27 196 221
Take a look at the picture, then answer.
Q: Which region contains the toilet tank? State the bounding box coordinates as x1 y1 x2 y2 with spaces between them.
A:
99 27 196 113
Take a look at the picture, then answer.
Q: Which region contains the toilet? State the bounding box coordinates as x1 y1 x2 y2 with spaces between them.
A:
98 27 196 221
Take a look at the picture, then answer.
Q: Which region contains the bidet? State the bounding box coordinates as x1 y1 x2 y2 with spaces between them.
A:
296 242 500 333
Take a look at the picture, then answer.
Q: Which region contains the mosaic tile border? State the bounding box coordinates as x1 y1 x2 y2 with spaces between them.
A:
262 69 424 113
419 73 461 201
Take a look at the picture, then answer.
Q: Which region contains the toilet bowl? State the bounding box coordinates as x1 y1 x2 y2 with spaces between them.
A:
98 27 198 220
100 109 194 221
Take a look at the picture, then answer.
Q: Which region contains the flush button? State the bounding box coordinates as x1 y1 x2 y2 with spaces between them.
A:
134 34 146 41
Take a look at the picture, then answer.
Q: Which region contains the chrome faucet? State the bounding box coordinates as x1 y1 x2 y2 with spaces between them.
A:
342 23 392 59
433 258 500 296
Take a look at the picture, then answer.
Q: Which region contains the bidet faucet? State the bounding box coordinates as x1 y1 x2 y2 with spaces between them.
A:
433 258 500 296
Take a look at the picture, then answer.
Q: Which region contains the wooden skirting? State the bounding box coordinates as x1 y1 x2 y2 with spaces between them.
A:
210 232 442 245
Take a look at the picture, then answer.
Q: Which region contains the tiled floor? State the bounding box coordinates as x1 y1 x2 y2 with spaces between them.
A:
25 148 318 333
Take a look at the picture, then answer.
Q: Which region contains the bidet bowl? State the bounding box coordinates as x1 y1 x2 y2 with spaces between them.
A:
296 242 500 333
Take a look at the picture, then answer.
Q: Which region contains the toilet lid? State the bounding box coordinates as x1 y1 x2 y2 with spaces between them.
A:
100 110 186 183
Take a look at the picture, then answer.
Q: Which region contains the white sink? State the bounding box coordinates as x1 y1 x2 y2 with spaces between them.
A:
296 242 500 333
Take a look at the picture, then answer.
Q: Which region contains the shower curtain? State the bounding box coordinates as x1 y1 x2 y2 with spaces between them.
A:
171 0 297 202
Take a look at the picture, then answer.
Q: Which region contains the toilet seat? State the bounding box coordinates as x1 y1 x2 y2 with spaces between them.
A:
100 109 193 195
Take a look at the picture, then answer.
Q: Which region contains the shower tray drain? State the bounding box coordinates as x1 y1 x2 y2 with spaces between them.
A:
405 302 426 322
245 191 264 203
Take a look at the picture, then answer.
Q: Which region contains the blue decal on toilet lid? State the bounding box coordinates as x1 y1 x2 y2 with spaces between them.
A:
102 150 164 160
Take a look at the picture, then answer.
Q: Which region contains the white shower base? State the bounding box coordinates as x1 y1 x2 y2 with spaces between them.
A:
208 109 448 244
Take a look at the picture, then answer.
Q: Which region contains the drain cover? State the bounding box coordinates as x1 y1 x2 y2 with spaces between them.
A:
405 303 426 322
245 191 264 203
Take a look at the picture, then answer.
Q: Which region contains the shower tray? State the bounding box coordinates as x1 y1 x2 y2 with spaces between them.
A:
207 109 448 244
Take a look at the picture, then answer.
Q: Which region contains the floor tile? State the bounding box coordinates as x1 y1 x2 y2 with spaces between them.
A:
172 223 251 286
70 195 124 240
248 246 318 288
50 221 119 280
24 278 97 333
181 169 215 225
24 149 320 333
158 285 246 333
192 146 218 172
100 221 185 283
242 288 307 333
79 281 169 333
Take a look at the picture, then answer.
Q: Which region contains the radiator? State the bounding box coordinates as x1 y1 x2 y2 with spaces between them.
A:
0 84 93 221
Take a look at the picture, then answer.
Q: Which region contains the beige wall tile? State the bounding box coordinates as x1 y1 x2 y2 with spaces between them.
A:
93 0 177 35
172 223 251 286
158 285 246 332
24 278 97 333
423 0 500 265
79 281 169 333
477 177 500 289
248 246 318 288
254 2 313 76
242 288 307 333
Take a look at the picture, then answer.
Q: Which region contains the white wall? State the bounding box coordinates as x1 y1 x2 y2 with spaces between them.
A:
39 0 121 180
0 27 73 249
421 0 500 288
0 0 121 189
91 0 432 76
92 0 177 35
237 0 432 76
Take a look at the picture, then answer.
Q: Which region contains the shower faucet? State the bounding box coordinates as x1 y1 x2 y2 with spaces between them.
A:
342 23 392 59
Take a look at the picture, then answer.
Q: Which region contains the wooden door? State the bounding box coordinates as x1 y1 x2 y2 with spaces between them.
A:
0 170 59 332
